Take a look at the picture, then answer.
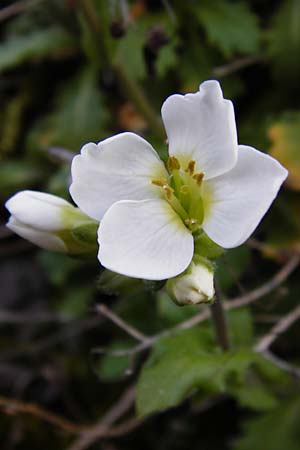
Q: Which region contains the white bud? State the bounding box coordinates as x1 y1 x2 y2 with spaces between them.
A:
5 190 98 254
166 259 215 305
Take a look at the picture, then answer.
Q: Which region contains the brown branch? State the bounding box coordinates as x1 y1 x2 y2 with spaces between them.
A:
0 310 69 324
102 255 300 357
255 304 300 353
0 0 40 22
212 56 261 77
67 386 136 450
0 385 143 448
95 304 148 342
259 350 300 377
0 396 85 434
175 254 300 333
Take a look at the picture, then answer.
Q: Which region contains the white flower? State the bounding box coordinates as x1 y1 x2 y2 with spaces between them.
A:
70 80 288 280
166 258 215 305
6 190 97 254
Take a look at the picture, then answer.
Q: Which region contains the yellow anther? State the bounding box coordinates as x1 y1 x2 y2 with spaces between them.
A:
163 184 174 200
193 172 204 186
152 178 165 187
180 185 189 195
167 155 181 172
185 160 196 176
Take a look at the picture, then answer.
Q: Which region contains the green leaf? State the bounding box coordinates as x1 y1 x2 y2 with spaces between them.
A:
115 23 146 80
97 270 143 296
0 27 76 72
228 308 254 347
28 67 108 151
267 0 300 84
234 398 300 450
216 246 251 291
197 0 260 57
136 328 256 417
0 161 41 201
232 384 278 412
94 340 132 382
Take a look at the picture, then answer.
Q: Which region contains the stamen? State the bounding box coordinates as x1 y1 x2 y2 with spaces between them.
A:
193 172 204 186
167 156 181 172
163 185 174 200
151 178 165 187
185 160 195 176
180 185 189 195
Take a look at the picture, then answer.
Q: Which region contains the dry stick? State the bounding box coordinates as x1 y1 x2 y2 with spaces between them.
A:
0 0 42 21
212 56 261 77
67 386 136 450
260 350 300 377
95 304 148 342
0 310 69 325
0 396 143 441
0 396 84 435
177 254 300 333
95 255 300 359
101 255 300 357
255 304 300 353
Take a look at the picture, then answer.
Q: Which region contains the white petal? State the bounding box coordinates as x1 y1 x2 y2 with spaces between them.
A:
70 132 167 221
7 217 66 252
161 80 238 179
5 190 71 231
98 199 194 280
203 145 288 248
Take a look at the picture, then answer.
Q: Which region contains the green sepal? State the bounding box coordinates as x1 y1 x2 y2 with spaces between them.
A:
193 230 224 259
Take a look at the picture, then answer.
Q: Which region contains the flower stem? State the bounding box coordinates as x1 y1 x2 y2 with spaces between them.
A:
210 289 230 351
78 0 165 140
113 61 165 140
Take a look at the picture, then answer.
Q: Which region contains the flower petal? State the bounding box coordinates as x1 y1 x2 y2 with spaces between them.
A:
203 145 288 248
161 80 238 179
70 132 167 221
7 217 67 252
5 191 70 231
98 199 194 280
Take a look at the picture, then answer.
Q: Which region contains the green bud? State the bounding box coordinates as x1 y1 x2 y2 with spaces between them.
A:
166 257 215 306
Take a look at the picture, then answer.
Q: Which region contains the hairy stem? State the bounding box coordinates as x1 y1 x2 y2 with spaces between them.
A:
210 290 230 351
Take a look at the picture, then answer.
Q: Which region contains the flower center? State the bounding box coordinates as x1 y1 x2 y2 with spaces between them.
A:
152 156 205 232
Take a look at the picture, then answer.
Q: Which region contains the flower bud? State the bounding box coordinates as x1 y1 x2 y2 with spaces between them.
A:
5 190 98 254
166 258 215 305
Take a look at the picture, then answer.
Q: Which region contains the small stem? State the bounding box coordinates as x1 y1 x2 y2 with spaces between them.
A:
95 304 148 342
113 61 165 139
210 290 230 351
78 0 165 140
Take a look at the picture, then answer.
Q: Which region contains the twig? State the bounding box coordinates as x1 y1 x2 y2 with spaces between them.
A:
95 304 148 342
0 0 42 22
45 146 75 163
0 396 84 434
259 350 300 377
255 304 300 353
0 310 69 325
97 255 299 357
67 386 136 450
212 56 261 78
210 290 230 351
0 393 144 443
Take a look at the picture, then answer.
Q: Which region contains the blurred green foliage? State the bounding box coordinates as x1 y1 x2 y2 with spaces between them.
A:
0 0 300 449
